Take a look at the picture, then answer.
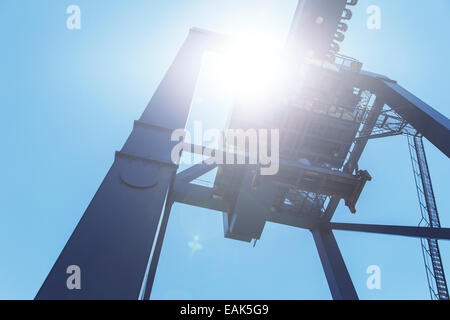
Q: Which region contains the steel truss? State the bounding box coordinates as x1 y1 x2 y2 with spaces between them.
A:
407 134 449 300
36 4 450 300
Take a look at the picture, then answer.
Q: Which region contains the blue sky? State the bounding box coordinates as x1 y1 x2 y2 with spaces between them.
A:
0 0 449 300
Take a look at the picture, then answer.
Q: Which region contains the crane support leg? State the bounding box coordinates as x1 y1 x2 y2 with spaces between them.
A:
312 227 358 300
36 29 223 300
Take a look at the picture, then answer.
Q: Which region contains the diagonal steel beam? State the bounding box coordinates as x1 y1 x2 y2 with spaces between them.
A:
378 80 450 157
322 98 385 222
176 162 217 182
312 227 359 300
345 70 450 157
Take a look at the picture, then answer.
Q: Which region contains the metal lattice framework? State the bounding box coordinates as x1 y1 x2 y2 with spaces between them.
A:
36 0 450 300
408 134 448 299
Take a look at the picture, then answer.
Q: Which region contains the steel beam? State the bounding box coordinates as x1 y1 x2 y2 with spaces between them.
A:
331 222 450 240
172 182 320 229
172 181 229 212
379 80 450 157
36 28 225 300
176 162 217 182
344 97 385 173
355 131 403 140
344 70 450 157
312 227 359 300
141 198 174 300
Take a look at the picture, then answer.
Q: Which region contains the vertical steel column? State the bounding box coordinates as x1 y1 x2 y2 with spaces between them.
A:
312 227 358 300
36 29 221 300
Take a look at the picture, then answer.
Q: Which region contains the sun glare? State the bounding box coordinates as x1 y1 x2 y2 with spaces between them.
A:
213 35 288 102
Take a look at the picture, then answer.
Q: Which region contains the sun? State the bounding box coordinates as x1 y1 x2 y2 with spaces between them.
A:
212 34 288 102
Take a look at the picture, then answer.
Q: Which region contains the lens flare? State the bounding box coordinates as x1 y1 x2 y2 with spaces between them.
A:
213 36 288 102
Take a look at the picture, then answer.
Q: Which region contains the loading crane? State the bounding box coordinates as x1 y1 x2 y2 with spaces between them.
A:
36 0 450 300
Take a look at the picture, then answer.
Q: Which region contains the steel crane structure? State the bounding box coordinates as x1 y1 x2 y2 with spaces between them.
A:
36 0 450 300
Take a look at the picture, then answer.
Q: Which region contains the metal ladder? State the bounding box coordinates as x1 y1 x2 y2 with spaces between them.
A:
407 134 449 300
